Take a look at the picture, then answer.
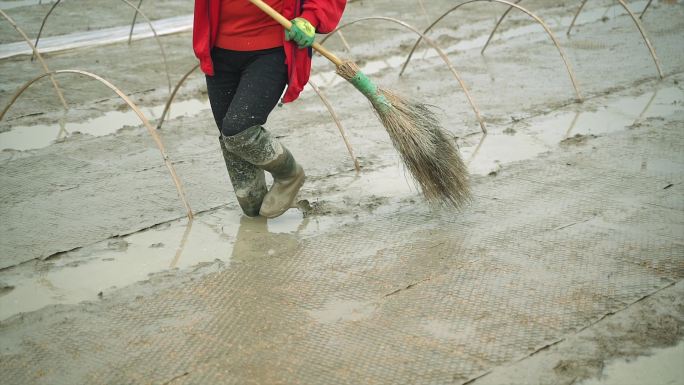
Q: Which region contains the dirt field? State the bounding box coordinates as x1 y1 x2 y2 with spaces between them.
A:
1 0 683 384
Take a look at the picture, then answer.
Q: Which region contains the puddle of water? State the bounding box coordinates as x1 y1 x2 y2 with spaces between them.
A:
0 201 347 321
465 85 683 175
579 340 684 385
4 82 677 320
0 157 417 321
0 218 225 320
307 82 681 192
308 299 376 323
0 98 209 151
463 131 551 176
333 160 417 202
532 87 683 145
216 205 342 236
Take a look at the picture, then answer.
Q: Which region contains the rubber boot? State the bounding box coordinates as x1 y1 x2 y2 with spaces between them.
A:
219 137 267 217
222 125 305 219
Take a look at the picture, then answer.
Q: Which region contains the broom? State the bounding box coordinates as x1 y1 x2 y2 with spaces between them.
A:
249 0 471 208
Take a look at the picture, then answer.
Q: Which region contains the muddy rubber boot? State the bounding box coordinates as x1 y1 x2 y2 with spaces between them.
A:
222 126 305 219
259 153 305 218
219 138 267 217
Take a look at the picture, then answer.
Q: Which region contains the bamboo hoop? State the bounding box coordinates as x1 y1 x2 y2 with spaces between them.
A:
566 0 589 35
416 0 431 26
31 0 61 62
128 0 144 45
0 70 193 220
0 9 68 111
308 80 361 172
567 0 663 79
320 16 487 133
334 30 352 52
28 0 173 92
640 0 654 19
118 0 173 91
401 0 583 102
157 63 200 130
481 0 522 55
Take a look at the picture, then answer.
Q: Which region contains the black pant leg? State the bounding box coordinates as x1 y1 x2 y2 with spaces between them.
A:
205 50 242 134
220 47 288 137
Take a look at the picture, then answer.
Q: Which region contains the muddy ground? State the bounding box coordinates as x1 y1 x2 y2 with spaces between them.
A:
1 0 683 384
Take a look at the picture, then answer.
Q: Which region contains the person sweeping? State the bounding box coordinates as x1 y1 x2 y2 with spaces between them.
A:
193 0 347 218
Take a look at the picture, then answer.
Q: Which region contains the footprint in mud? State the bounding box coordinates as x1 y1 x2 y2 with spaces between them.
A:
107 238 130 251
296 199 354 217
297 195 390 218
296 199 335 217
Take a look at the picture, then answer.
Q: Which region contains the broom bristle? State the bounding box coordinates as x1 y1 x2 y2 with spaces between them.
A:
337 61 471 208
378 88 471 208
336 60 360 80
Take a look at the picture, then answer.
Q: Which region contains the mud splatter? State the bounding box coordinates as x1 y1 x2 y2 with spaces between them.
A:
0 283 14 297
560 133 598 146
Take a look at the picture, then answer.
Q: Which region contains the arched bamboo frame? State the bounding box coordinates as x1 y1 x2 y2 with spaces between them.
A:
567 0 663 79
640 0 653 19
480 0 522 55
0 70 194 220
308 80 361 172
31 0 61 62
451 0 663 79
566 0 588 36
119 0 173 92
0 9 68 111
334 30 352 52
156 63 199 130
155 64 361 171
112 0 174 92
417 0 431 26
128 0 144 45
401 0 583 102
31 0 173 92
320 16 487 133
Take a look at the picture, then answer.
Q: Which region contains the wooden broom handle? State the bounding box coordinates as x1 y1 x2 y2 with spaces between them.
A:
248 0 344 66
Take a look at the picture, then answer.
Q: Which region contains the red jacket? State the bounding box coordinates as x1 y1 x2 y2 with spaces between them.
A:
193 0 346 103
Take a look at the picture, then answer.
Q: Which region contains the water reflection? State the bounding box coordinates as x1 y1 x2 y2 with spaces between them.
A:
466 86 681 175
0 208 314 321
0 98 209 151
169 219 193 269
564 110 581 138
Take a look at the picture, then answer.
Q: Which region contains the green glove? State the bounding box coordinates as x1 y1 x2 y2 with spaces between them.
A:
285 17 315 48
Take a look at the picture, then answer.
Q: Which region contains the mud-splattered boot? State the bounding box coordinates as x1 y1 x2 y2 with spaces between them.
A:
219 138 267 217
221 125 305 219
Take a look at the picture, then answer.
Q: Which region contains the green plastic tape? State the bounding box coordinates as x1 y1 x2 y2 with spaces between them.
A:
349 72 391 112
349 71 377 95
